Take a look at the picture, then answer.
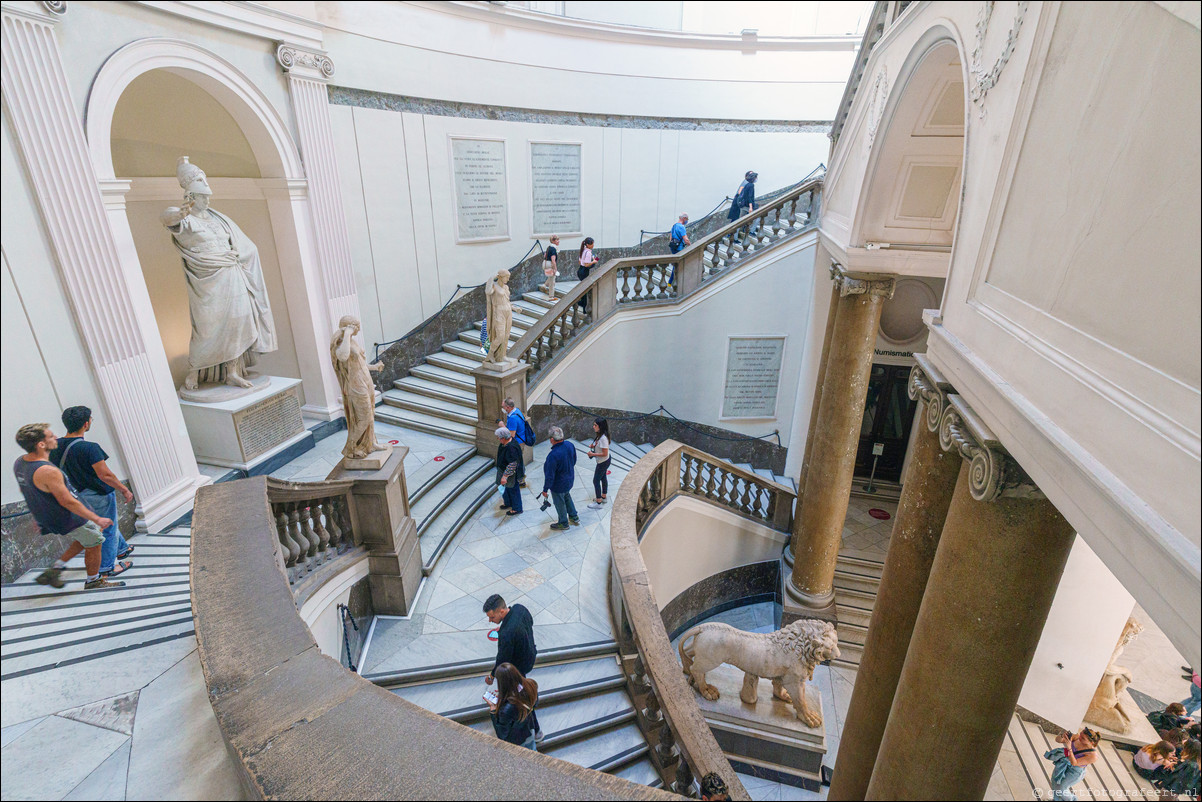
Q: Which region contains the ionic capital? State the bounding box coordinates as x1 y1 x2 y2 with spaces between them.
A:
907 353 953 433
42 1 66 16
275 43 334 81
830 262 895 299
938 394 1043 503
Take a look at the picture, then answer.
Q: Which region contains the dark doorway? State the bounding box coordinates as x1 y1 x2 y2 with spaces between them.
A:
855 364 918 484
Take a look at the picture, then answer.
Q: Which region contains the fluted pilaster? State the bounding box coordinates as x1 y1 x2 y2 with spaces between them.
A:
2 8 204 531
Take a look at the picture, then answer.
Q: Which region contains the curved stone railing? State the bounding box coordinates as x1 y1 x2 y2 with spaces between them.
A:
609 441 799 800
515 179 822 384
192 476 676 801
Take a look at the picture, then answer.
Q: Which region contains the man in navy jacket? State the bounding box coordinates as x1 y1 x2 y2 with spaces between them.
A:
540 426 579 530
484 594 542 742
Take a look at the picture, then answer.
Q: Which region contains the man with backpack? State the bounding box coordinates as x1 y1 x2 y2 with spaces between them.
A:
502 397 534 486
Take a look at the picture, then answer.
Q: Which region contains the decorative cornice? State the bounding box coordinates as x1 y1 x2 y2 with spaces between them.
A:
41 0 65 15
969 1 1029 118
938 394 1043 502
907 353 953 433
829 262 895 299
275 42 333 81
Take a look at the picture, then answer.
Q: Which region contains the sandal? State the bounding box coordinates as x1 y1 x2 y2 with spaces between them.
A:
117 545 135 560
99 560 133 578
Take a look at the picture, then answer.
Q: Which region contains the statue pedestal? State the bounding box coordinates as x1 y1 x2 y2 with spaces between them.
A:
326 448 420 615
179 376 311 473
341 443 393 472
471 360 532 463
692 663 827 791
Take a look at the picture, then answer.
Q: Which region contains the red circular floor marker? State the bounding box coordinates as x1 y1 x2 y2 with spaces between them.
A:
433 455 446 462
607 470 612 475
487 629 499 641
388 439 399 445
868 508 891 520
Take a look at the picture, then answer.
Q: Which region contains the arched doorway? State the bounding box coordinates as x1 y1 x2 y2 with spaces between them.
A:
85 39 343 471
850 39 965 489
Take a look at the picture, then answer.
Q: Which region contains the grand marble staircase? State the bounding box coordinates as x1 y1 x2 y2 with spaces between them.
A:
375 283 578 442
831 552 884 669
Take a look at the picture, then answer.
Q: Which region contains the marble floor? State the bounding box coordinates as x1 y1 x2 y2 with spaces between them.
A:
839 496 897 560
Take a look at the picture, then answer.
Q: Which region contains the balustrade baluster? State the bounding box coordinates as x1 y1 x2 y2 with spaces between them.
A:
286 506 308 576
741 479 756 516
765 491 778 524
275 509 300 582
310 502 330 560
641 688 664 725
655 722 680 764
299 505 319 567
323 498 343 552
673 762 697 798
703 462 718 500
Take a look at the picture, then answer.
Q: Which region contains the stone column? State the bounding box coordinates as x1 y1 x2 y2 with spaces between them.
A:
828 357 960 801
865 396 1076 800
785 265 894 617
1 5 206 532
276 44 362 332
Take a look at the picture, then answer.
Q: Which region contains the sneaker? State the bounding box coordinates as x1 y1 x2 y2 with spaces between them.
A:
587 502 605 510
569 518 581 526
506 510 522 517
549 523 569 531
34 567 64 588
534 729 545 744
84 577 125 590
499 505 510 511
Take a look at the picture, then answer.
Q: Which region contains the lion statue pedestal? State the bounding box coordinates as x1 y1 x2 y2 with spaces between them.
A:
676 618 840 791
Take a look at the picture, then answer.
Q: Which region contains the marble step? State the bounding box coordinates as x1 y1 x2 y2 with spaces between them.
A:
633 443 654 455
394 375 477 407
2 598 192 644
837 554 885 580
611 757 663 788
465 701 638 756
832 641 862 669
832 568 880 596
835 603 872 630
1 562 192 600
836 621 868 647
576 441 634 470
418 471 497 572
0 590 193 631
374 406 475 443
512 300 550 320
382 389 476 426
390 654 623 720
1 603 194 658
457 329 520 348
521 292 557 309
407 448 477 506
370 638 618 686
1000 716 1153 800
606 442 646 466
541 720 648 774
442 340 488 363
424 352 482 376
0 618 195 681
460 682 631 733
833 586 877 613
409 363 475 392
412 456 493 533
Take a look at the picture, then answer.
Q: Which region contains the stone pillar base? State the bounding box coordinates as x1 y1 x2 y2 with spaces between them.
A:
781 558 837 625
471 360 531 458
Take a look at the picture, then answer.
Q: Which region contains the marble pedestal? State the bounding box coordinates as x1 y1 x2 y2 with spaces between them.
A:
327 448 420 616
471 360 533 463
692 663 826 790
179 376 311 472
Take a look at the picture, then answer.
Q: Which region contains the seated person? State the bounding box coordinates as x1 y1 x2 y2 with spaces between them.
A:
1132 739 1177 781
1154 738 1199 798
1149 702 1192 736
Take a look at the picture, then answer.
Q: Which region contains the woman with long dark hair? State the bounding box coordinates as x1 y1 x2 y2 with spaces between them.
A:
587 417 611 509
488 662 540 750
576 237 600 313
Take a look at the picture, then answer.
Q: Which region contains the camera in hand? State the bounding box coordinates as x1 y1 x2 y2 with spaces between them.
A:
539 498 552 511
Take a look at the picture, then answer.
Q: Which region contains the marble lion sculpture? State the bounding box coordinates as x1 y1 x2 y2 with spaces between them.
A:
678 619 839 728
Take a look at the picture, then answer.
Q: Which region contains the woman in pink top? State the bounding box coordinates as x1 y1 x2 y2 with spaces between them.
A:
1132 740 1177 781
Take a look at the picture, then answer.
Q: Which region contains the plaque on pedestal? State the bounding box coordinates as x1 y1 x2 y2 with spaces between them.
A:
692 662 827 790
179 376 310 471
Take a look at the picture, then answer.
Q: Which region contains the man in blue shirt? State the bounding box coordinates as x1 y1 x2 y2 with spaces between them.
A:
502 397 531 487
50 406 134 578
669 213 691 254
540 426 579 530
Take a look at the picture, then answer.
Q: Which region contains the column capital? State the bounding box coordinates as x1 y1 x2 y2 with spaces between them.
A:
907 353 954 433
829 261 895 299
1 2 64 24
275 42 334 81
938 394 1043 502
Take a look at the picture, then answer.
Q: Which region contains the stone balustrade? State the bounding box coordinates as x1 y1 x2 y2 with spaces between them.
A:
610 440 798 799
191 475 676 800
266 476 357 583
511 179 822 387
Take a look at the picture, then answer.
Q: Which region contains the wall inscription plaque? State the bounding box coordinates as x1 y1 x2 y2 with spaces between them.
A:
531 142 581 235
451 137 509 241
722 337 785 418
233 386 304 461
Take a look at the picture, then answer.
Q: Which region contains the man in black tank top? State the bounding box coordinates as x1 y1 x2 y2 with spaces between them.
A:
13 423 124 590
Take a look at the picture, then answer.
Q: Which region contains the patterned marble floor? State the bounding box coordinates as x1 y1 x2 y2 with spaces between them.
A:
839 496 897 559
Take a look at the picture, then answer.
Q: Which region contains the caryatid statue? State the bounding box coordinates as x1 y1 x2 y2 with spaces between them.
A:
162 157 278 395
484 268 514 366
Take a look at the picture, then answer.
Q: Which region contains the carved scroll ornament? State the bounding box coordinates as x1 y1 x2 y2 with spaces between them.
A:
276 44 334 79
938 394 1042 502
830 262 896 300
907 354 952 433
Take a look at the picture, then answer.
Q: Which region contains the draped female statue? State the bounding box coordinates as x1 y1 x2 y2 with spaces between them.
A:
161 157 278 397
484 268 514 366
330 315 390 465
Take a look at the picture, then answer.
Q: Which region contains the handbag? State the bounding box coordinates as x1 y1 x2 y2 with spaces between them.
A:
542 259 557 277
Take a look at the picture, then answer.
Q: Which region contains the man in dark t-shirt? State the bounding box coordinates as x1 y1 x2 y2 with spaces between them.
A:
50 406 134 578
483 594 542 741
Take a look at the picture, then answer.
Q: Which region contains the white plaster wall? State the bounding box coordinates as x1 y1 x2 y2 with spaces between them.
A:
299 558 371 660
530 237 819 441
1019 536 1135 730
331 107 829 350
1 110 128 503
640 496 788 611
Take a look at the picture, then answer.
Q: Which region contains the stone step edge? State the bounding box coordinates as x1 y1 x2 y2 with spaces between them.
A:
409 449 480 507
367 639 618 686
416 461 493 537
442 674 627 723
420 479 499 576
